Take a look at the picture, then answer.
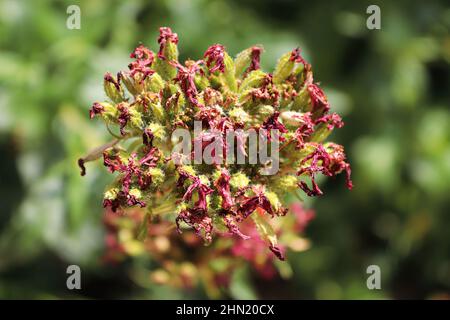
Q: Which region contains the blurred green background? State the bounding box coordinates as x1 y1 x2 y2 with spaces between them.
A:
0 0 449 299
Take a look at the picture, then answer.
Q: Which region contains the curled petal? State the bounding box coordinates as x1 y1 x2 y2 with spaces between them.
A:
315 113 344 130
204 44 226 73
214 169 234 210
269 244 285 261
171 60 204 107
176 209 213 243
249 46 262 72
307 83 330 114
223 214 250 240
261 111 288 141
128 45 155 78
89 102 104 119
104 72 121 91
290 47 306 65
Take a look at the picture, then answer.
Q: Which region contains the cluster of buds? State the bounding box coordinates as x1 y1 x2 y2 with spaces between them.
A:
102 202 315 296
79 27 352 261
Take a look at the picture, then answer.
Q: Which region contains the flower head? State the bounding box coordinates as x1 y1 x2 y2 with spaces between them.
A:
80 27 352 261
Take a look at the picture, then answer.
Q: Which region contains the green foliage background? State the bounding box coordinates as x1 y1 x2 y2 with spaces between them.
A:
0 0 449 299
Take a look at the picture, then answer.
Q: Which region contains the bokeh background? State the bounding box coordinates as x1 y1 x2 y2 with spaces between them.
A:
0 0 449 299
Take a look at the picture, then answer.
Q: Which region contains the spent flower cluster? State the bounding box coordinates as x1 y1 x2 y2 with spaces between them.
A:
80 27 352 260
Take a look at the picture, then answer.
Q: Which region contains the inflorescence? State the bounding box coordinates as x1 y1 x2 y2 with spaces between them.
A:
79 27 352 260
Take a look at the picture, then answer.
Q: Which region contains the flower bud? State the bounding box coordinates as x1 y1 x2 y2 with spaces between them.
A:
129 188 143 200
253 105 274 120
238 70 267 92
234 46 263 78
220 53 237 92
146 122 167 147
273 48 306 85
310 113 343 143
280 111 305 126
272 175 298 193
273 52 295 84
229 172 249 190
104 187 120 201
229 107 250 125
144 73 165 93
154 27 179 80
195 74 210 91
265 191 282 213
90 102 118 122
121 71 143 96
128 108 144 130
291 85 311 112
309 123 331 143
104 72 124 103
152 101 166 122
148 167 165 186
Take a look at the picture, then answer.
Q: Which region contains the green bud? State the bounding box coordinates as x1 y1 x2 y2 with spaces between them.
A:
104 187 120 200
129 108 144 130
291 85 311 111
153 41 178 80
149 101 165 122
199 175 210 186
309 123 332 143
273 51 295 84
209 193 223 211
229 107 250 124
195 74 210 91
211 169 222 182
148 167 165 186
121 72 143 96
234 47 253 78
99 102 119 122
256 105 274 117
104 73 125 103
220 53 237 92
265 191 281 212
234 45 263 78
144 73 165 93
250 105 274 124
179 165 197 178
238 70 267 93
230 172 249 190
129 188 143 200
280 111 304 127
176 202 189 215
251 211 279 251
272 175 298 193
147 122 167 146
212 211 230 233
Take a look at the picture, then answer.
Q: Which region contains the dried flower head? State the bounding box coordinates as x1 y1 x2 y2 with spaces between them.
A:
80 27 352 260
